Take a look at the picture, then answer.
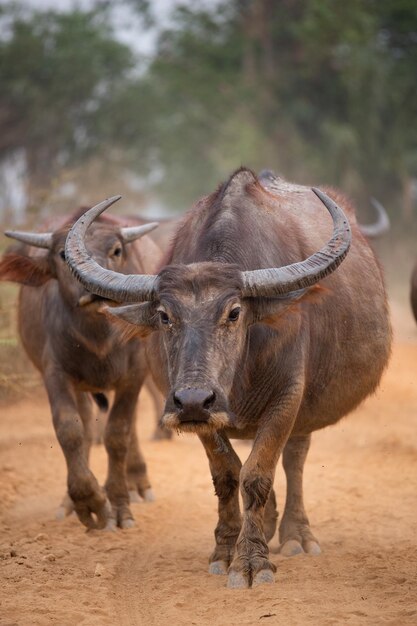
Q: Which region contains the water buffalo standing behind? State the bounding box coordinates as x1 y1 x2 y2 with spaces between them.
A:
30 207 170 441
411 262 417 323
0 209 160 529
65 168 391 587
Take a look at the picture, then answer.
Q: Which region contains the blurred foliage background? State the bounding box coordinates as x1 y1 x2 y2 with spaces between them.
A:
0 0 416 399
0 0 416 216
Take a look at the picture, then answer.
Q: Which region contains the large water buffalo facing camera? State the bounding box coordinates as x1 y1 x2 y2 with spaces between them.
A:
65 168 391 588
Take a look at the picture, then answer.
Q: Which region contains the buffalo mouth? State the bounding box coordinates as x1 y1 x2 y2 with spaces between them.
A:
161 410 230 434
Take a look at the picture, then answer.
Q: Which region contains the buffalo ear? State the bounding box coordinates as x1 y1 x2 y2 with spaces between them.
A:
0 253 52 287
248 285 327 329
102 302 159 339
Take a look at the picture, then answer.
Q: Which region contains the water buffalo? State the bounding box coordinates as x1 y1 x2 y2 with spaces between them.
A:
0 213 160 529
43 207 173 441
32 207 170 441
65 168 391 587
411 262 417 323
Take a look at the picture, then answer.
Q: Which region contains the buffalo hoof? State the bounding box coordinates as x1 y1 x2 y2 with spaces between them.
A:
76 497 112 530
209 560 228 575
120 517 135 530
128 488 155 503
227 570 249 589
142 488 155 502
279 539 304 557
279 538 321 556
252 569 275 587
304 540 321 555
104 518 117 532
105 501 135 530
128 490 142 504
104 515 135 531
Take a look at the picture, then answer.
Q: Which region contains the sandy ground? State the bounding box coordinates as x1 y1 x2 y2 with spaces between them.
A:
1 304 416 626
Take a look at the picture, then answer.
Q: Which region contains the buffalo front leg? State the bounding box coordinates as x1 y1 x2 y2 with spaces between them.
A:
228 393 302 589
104 384 141 529
264 488 278 544
126 420 154 502
279 434 320 556
199 432 242 575
45 373 110 529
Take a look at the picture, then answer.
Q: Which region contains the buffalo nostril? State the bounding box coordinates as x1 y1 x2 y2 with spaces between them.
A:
172 388 216 411
173 391 183 409
203 391 216 409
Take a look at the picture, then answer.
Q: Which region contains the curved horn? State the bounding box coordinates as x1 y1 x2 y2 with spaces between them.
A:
241 188 351 298
358 198 390 238
120 222 159 243
65 196 158 303
4 230 53 249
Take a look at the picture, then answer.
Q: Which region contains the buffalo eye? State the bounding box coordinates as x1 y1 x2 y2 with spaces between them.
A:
59 250 66 261
112 246 122 258
158 310 171 326
228 306 241 322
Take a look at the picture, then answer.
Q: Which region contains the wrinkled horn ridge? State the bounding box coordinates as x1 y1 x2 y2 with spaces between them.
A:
241 188 352 297
65 196 159 303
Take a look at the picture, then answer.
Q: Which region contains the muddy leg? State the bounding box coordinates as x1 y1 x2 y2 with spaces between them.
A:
279 434 320 556
126 420 154 502
228 392 302 589
104 384 142 529
45 373 109 529
199 432 242 575
56 392 95 519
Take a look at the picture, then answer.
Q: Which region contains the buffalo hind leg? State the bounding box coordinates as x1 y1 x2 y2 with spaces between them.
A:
104 384 142 529
279 434 321 556
126 419 154 502
199 432 242 575
46 374 110 529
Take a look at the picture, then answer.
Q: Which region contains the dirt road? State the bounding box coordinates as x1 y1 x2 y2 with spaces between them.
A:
1 306 416 626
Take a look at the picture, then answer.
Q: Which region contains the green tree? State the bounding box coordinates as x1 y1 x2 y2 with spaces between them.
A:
0 3 134 204
126 0 417 216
